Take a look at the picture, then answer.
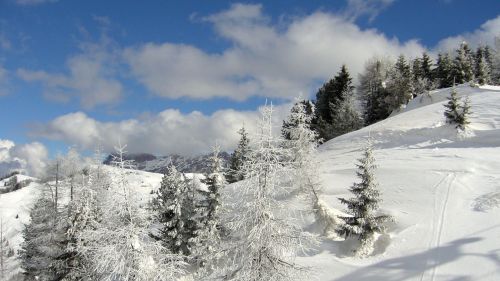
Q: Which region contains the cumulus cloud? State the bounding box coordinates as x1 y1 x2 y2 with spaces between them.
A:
17 25 122 109
435 15 500 52
31 103 292 156
0 139 48 177
124 3 425 102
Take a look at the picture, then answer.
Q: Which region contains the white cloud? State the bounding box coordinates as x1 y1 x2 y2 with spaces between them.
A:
31 103 292 156
342 0 396 22
17 25 122 109
0 139 48 177
435 15 500 52
124 3 425 102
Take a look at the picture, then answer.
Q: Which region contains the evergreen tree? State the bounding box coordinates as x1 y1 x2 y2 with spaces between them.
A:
337 141 391 257
453 42 475 84
475 46 491 85
413 53 436 95
0 216 15 280
281 100 315 140
193 145 226 275
435 53 454 88
493 37 500 85
152 165 196 256
219 104 315 281
444 86 462 127
421 52 434 83
330 95 363 137
457 95 472 131
359 58 392 125
226 126 251 183
79 143 186 280
19 194 69 280
386 55 414 111
314 65 355 141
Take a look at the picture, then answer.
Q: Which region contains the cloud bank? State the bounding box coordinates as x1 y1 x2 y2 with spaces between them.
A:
0 139 48 177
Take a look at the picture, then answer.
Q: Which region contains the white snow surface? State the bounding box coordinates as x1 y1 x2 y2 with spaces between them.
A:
1 84 500 280
304 84 500 281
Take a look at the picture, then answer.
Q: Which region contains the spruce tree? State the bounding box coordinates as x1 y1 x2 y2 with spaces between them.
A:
444 86 462 127
152 165 195 256
330 95 363 137
226 126 250 183
421 52 434 83
282 100 315 140
457 95 472 131
193 145 226 275
337 141 391 257
436 53 454 88
359 58 391 125
314 65 355 141
475 46 491 85
453 42 475 84
386 55 414 111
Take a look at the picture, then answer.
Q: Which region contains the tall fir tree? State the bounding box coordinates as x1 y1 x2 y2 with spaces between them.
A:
359 58 392 125
421 52 434 83
226 126 251 183
337 141 391 257
193 145 226 276
444 86 462 127
152 165 196 256
453 42 475 84
475 46 491 85
435 53 454 88
386 55 414 111
281 100 315 140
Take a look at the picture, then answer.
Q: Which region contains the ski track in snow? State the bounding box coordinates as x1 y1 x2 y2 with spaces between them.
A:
421 173 456 281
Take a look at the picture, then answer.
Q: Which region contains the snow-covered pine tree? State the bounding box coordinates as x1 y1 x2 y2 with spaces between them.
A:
475 46 491 85
0 216 14 280
359 58 392 125
386 55 414 112
457 95 472 131
453 41 475 84
436 53 454 88
19 190 69 280
192 144 226 275
492 37 500 85
79 142 186 280
152 164 196 256
220 104 314 281
314 65 356 141
330 93 363 137
281 100 315 140
337 140 391 257
226 126 251 183
444 86 462 128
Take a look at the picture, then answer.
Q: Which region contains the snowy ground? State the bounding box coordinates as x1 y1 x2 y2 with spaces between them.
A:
301 84 500 281
1 84 500 280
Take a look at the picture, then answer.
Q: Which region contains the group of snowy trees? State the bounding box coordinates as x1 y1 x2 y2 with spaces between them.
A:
292 40 500 144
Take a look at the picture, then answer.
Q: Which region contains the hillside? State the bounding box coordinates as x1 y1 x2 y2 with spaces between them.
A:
301 84 500 280
1 84 499 280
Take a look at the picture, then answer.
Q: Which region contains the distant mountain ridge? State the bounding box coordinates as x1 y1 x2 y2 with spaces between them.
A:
103 152 231 174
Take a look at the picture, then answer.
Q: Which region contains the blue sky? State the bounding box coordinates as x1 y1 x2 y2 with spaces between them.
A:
0 0 499 173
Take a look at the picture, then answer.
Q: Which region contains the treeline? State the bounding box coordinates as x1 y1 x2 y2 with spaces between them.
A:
285 41 500 144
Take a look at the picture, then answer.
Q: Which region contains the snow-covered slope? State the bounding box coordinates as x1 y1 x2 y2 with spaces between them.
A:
2 85 499 280
303 84 500 280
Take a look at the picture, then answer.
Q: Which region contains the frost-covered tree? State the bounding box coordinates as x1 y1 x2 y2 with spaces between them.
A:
435 52 454 88
152 164 196 256
62 147 82 201
330 94 363 137
78 142 186 280
192 144 226 275
226 126 251 183
0 216 14 280
314 65 356 141
281 100 315 140
359 58 392 125
386 55 414 111
475 46 491 85
444 86 471 130
492 37 500 85
337 141 391 257
453 42 475 84
19 191 69 280
219 104 314 281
